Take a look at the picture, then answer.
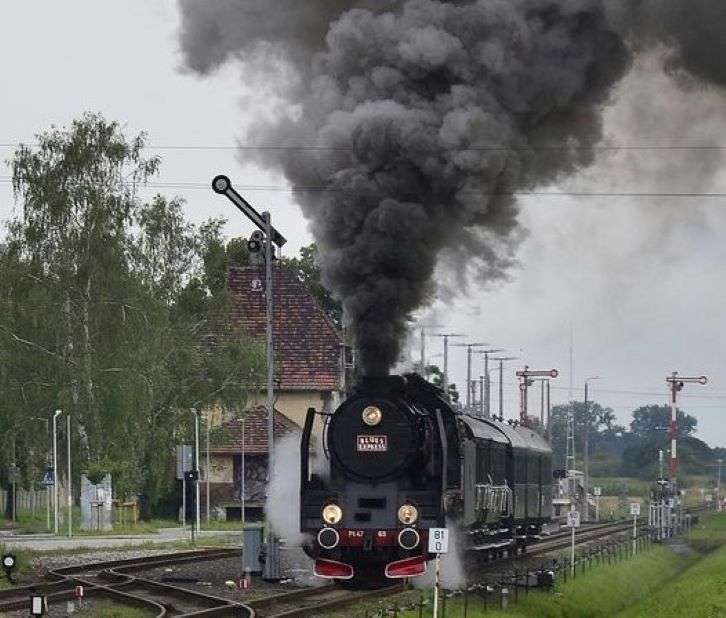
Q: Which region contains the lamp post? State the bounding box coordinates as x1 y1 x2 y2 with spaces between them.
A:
52 410 61 535
192 409 201 536
206 411 211 524
718 459 723 512
583 377 601 522
66 413 72 538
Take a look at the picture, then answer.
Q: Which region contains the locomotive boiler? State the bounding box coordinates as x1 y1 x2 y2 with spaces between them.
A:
299 373 552 585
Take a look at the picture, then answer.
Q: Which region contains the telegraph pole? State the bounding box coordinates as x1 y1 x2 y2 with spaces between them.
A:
452 342 489 410
474 349 502 417
516 367 558 426
583 377 600 522
491 356 517 418
430 334 464 397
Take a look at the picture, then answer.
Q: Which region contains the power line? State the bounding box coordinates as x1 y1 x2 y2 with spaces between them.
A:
1 142 726 152
0 178 724 198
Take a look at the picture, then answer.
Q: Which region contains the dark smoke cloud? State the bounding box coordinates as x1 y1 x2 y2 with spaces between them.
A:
609 1 726 88
177 0 724 376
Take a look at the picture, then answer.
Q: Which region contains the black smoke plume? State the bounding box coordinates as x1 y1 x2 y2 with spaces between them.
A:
178 0 725 376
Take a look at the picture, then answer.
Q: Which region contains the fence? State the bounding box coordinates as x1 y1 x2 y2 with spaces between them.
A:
1 487 51 516
363 531 656 617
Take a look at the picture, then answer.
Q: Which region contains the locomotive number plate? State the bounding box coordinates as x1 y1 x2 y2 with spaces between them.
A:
357 435 388 452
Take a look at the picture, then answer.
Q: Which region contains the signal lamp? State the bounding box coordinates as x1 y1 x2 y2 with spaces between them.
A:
322 504 343 525
398 504 419 525
362 406 382 426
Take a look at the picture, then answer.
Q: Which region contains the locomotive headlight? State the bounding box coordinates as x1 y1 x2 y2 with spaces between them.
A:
362 406 382 426
398 504 419 525
322 504 343 525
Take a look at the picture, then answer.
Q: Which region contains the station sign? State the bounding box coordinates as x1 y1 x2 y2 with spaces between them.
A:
567 510 581 528
42 467 54 487
630 502 641 516
428 528 449 554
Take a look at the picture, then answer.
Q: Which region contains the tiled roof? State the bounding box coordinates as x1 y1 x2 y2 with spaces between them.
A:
224 264 344 391
207 405 300 454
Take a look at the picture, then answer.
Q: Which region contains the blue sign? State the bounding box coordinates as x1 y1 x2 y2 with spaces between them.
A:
42 467 54 487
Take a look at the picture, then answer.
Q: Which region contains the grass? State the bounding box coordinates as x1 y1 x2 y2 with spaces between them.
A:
618 544 726 617
1 509 248 536
397 546 687 618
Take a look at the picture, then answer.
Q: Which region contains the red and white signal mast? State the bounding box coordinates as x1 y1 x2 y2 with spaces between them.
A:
666 372 708 487
516 366 559 426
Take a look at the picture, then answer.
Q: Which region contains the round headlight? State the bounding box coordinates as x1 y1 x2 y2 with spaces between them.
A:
398 504 419 525
322 504 343 525
362 406 382 426
2 554 16 569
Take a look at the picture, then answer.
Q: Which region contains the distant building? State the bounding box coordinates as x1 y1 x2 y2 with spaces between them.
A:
200 264 346 520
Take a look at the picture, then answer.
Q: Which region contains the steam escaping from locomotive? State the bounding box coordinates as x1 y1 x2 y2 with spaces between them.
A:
178 0 726 375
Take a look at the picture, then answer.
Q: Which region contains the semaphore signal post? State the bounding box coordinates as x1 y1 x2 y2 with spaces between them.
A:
516 367 559 426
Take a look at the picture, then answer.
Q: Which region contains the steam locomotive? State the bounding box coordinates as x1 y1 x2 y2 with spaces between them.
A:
299 373 553 585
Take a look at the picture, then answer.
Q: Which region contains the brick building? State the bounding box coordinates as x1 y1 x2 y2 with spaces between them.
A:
201 264 346 520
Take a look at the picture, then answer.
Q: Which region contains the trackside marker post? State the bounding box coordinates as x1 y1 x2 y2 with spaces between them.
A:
567 509 580 578
630 502 640 555
429 528 449 618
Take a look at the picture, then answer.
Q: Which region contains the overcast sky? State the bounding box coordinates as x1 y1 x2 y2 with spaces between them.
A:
2 1 726 450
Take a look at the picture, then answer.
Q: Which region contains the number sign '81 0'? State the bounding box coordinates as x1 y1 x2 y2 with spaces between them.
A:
428 528 449 554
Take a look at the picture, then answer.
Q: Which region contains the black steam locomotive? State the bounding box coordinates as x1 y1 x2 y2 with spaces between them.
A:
300 374 552 584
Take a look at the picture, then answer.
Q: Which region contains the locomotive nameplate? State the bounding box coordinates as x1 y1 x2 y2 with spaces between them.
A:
357 435 388 452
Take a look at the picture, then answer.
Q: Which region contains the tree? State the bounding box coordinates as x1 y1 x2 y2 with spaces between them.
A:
3 114 264 511
283 243 342 327
630 405 697 439
548 400 619 470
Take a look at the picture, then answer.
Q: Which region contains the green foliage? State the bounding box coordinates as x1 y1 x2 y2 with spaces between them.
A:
631 404 697 438
0 114 264 511
401 546 686 617
84 460 111 486
282 243 342 327
620 538 726 617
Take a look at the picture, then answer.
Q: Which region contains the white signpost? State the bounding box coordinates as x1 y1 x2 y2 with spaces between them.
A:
630 502 640 555
593 486 601 522
567 509 580 578
428 528 449 618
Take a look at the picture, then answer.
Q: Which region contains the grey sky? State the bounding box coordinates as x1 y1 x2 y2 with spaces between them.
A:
1 2 725 448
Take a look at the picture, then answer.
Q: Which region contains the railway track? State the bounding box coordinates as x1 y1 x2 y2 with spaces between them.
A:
0 547 253 617
0 511 708 617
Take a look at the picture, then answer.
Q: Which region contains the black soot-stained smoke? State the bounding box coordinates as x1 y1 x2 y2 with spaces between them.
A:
178 0 726 376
